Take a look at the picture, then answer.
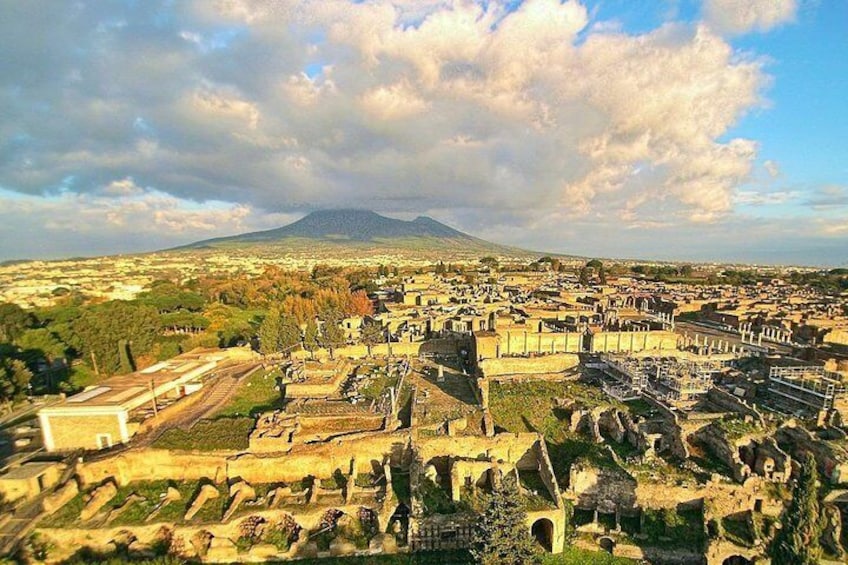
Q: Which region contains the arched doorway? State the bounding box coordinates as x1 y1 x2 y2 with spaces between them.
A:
722 556 753 565
599 536 616 554
531 518 554 552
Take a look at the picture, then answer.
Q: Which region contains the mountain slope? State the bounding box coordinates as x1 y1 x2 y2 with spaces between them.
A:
176 209 522 254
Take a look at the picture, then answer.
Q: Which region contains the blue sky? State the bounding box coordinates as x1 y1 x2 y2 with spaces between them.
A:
0 0 845 265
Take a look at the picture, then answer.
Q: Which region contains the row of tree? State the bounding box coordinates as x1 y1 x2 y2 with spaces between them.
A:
256 308 385 358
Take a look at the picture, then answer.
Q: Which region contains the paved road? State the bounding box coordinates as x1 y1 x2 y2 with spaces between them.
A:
674 320 793 355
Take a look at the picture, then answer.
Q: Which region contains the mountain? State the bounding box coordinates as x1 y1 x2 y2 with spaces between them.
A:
175 209 524 255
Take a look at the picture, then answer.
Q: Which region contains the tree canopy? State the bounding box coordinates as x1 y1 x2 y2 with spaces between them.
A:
771 453 822 564
471 473 537 565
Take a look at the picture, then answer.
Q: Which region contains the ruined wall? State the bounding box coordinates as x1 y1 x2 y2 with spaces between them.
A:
534 441 562 506
77 450 229 487
77 432 411 487
479 354 579 378
498 331 582 357
590 331 678 353
568 464 637 510
417 433 539 468
706 388 764 426
229 432 411 483
291 338 464 361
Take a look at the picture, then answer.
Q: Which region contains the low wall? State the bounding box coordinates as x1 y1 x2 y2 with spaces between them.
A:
78 450 230 487
498 331 582 356
291 338 465 361
479 354 579 377
417 433 539 468
706 388 764 426
78 432 413 487
590 331 678 353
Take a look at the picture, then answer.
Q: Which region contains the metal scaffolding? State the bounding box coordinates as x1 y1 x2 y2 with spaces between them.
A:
767 366 845 415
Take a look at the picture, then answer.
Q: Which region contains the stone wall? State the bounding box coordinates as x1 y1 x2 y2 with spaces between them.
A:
590 331 678 353
77 432 414 487
498 331 582 357
417 433 540 469
78 450 229 487
291 338 465 361
706 388 764 426
479 354 579 378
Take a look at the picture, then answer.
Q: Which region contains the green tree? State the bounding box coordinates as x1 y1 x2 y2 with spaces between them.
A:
471 473 537 565
278 314 302 353
72 301 159 377
0 302 33 343
480 257 499 270
0 358 33 412
360 319 384 356
598 266 608 285
586 259 603 270
258 308 283 356
16 328 67 367
771 453 822 564
118 339 135 374
303 320 320 360
320 317 346 359
578 267 590 286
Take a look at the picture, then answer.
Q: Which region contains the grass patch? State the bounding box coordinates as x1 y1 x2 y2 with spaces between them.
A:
285 550 474 564
356 363 400 402
39 480 226 528
638 507 706 549
152 417 253 451
715 417 761 441
518 471 557 511
490 381 624 482
542 546 639 564
215 368 283 417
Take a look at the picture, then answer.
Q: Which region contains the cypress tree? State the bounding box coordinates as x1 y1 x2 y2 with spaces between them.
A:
320 317 346 359
771 453 822 565
258 309 282 356
278 314 301 353
471 473 537 565
303 320 320 360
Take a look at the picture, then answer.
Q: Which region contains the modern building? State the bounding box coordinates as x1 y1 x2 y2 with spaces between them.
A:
37 348 255 452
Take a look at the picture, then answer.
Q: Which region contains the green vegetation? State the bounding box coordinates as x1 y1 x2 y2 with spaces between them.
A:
419 477 462 516
0 265 378 398
638 507 706 549
215 368 283 417
40 480 226 528
390 467 411 503
542 547 639 564
715 417 762 440
518 471 557 511
283 551 474 564
257 308 301 355
771 453 822 564
471 474 536 565
152 417 253 451
489 381 624 480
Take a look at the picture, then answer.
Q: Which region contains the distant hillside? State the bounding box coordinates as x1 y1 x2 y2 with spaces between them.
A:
174 209 524 254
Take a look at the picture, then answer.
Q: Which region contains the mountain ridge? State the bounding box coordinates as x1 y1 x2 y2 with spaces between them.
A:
173 209 524 254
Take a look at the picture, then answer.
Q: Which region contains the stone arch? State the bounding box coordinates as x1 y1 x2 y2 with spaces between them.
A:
599 536 616 554
531 518 554 552
722 557 753 565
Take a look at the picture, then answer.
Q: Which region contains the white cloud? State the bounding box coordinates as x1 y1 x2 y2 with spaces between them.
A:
0 0 820 260
703 0 797 35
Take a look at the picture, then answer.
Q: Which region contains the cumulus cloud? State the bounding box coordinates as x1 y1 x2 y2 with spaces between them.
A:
703 0 797 35
0 0 822 260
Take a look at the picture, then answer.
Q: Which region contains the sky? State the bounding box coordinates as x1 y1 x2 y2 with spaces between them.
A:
0 0 846 266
